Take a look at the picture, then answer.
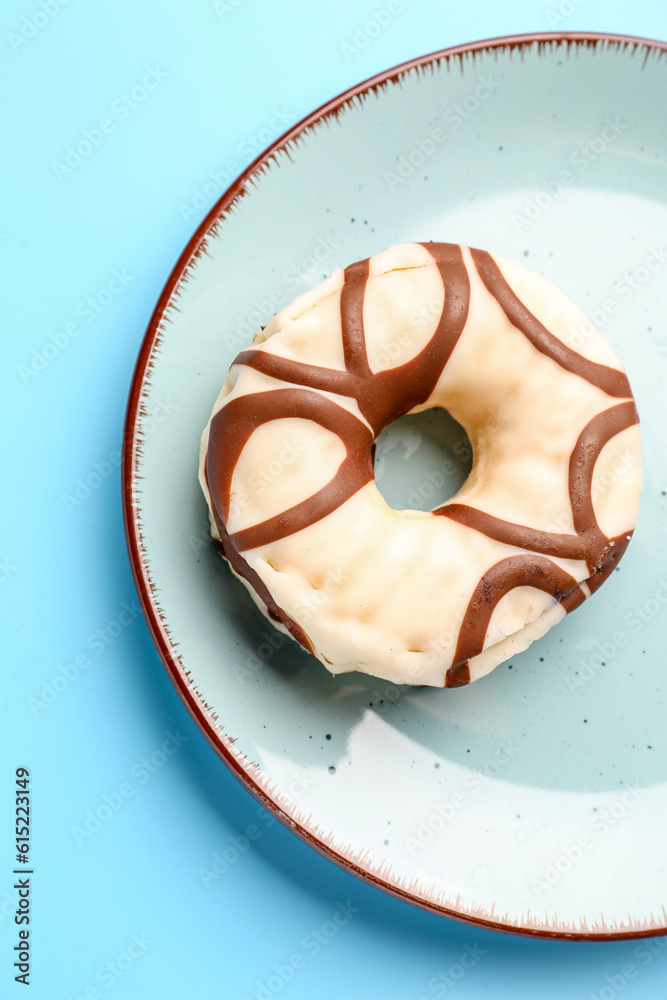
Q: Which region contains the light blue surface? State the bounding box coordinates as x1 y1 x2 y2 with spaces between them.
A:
2 1 667 998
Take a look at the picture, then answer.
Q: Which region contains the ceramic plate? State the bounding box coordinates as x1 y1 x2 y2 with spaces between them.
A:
123 32 667 939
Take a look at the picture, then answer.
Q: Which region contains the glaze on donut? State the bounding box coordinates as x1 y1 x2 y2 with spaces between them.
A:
199 243 641 687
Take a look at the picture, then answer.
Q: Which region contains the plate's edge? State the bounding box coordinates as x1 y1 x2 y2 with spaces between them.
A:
122 30 667 941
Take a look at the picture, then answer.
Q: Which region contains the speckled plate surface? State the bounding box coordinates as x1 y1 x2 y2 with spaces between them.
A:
123 33 667 938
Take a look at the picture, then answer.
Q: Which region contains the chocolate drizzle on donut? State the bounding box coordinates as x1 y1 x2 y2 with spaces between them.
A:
436 401 639 574
446 529 634 688
233 243 470 433
212 389 375 552
447 556 581 687
568 402 637 562
470 249 633 398
340 257 373 377
205 243 638 684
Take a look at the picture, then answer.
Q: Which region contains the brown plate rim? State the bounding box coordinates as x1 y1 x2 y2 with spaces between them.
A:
122 30 667 941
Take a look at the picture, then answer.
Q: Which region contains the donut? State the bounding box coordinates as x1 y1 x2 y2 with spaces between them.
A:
199 242 641 687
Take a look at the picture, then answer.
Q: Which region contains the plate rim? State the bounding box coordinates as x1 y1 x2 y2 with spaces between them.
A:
122 30 667 941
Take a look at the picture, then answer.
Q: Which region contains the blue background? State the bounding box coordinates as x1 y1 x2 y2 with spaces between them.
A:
2 1 667 998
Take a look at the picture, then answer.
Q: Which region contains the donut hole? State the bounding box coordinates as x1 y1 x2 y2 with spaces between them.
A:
373 407 473 512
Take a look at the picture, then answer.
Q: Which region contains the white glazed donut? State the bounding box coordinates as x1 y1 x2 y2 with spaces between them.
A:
199 243 641 687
